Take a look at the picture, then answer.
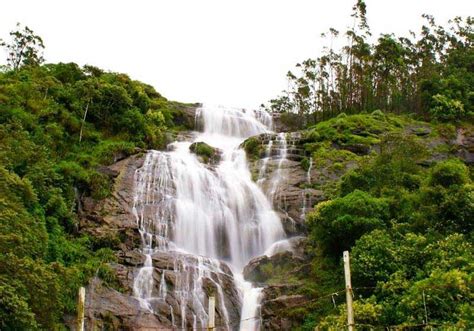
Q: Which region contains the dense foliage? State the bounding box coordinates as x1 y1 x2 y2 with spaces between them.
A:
0 4 472 328
303 132 473 328
0 25 191 329
265 5 474 326
265 1 473 126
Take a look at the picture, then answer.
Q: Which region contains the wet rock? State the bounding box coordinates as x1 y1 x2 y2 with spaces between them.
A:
84 278 169 331
243 237 309 284
408 125 432 137
118 250 146 266
86 250 243 330
246 133 326 236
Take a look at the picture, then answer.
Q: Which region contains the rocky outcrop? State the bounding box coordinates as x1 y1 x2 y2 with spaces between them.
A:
84 277 168 331
170 103 200 130
455 127 474 164
84 249 242 330
79 154 145 252
242 237 312 330
79 152 243 331
189 141 222 165
261 290 310 330
243 237 308 284
246 133 326 236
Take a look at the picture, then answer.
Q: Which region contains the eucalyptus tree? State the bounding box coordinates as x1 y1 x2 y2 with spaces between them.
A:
0 23 45 71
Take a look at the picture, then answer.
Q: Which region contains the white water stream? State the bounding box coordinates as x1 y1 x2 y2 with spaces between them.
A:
132 105 287 330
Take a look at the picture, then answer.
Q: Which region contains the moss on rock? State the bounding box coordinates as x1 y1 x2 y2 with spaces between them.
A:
189 141 221 164
242 136 262 160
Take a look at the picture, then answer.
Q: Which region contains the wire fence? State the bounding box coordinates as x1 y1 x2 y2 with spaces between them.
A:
100 283 468 330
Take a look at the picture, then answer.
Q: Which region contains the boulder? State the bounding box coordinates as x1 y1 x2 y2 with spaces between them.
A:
189 141 221 165
243 238 310 284
84 278 169 331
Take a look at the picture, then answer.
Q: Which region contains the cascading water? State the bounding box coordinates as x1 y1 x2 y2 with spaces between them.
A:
256 140 273 186
268 133 288 204
301 157 313 218
132 104 286 330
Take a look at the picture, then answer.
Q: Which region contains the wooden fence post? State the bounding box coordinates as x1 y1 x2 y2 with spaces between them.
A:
343 251 355 331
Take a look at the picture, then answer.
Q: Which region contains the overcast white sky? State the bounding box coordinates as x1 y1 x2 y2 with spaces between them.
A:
1 0 472 108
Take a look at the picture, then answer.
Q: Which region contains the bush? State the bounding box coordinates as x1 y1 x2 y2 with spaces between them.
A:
371 109 385 119
428 159 469 188
429 94 467 121
301 157 311 171
93 140 136 165
352 230 398 285
0 283 37 331
308 190 389 256
242 136 261 159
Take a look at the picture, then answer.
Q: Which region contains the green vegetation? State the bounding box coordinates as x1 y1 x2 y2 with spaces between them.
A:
308 190 390 257
265 2 473 126
305 112 399 148
189 141 220 164
299 136 473 329
0 24 188 329
242 136 262 159
0 2 473 328
273 8 474 326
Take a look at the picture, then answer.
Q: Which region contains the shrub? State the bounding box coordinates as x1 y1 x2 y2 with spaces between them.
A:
429 94 467 121
242 137 261 159
428 159 469 188
301 157 311 171
308 190 389 257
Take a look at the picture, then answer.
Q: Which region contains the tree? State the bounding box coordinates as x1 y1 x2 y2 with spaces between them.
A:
1 23 45 71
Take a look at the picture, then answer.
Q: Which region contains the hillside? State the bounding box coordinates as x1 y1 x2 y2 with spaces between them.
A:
0 63 196 329
0 5 473 330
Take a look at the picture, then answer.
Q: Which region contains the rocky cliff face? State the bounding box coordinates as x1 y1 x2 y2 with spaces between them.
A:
79 154 145 253
241 236 313 330
79 153 242 330
85 250 241 330
245 132 352 236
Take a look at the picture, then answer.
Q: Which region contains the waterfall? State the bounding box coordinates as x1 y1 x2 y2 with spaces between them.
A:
256 140 273 185
268 133 288 205
306 157 313 184
132 104 285 330
301 157 313 218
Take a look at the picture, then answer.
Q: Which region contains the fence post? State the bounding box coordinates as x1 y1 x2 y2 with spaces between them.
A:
77 287 85 331
343 251 355 331
208 296 215 331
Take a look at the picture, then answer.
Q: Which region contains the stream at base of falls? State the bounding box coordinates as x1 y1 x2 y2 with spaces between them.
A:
132 104 288 330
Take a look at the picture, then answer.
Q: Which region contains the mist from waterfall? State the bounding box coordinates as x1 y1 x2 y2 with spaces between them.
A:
132 104 286 330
